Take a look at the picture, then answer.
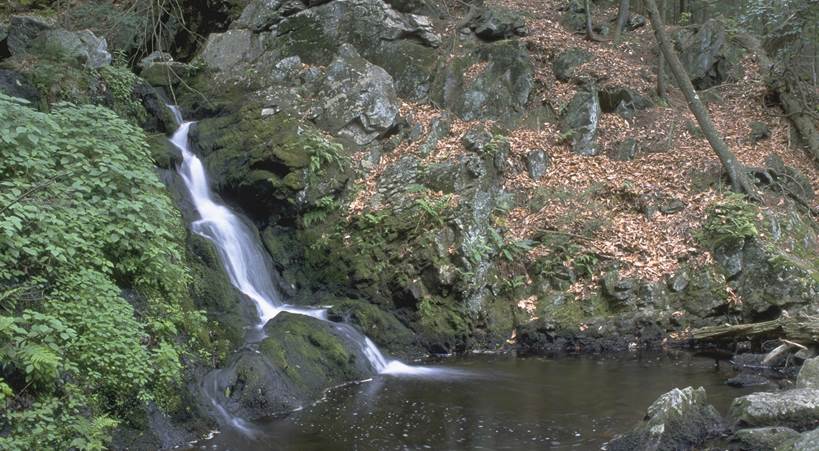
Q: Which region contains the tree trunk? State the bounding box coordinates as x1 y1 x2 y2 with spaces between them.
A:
584 0 595 40
656 0 666 98
645 0 757 195
613 0 630 42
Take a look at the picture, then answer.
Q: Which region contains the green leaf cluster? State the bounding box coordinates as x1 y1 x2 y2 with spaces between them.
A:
699 193 759 249
0 94 203 449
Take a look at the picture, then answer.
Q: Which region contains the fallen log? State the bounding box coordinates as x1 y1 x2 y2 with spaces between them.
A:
689 314 819 345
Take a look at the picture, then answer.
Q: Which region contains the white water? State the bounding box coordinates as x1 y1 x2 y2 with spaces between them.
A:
167 106 440 377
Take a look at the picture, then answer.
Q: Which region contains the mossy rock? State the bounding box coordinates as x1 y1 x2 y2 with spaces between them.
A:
327 299 421 358
416 296 472 354
213 312 376 420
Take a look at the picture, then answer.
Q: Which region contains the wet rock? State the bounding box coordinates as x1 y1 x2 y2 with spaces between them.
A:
608 387 725 451
553 47 592 82
141 61 196 87
0 69 38 103
7 15 54 56
725 373 770 388
750 121 771 143
733 427 802 451
467 7 527 41
561 87 601 156
609 138 638 161
212 312 377 421
327 299 421 358
526 149 550 181
312 44 400 145
676 19 744 90
599 86 652 118
431 39 533 125
728 389 819 431
797 357 819 389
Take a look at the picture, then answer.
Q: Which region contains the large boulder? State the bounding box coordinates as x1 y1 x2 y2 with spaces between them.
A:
30 29 112 69
207 312 377 420
608 386 724 451
676 19 743 90
327 299 421 358
467 7 527 41
199 29 265 74
781 428 819 451
7 15 54 56
311 45 400 145
728 389 819 431
561 87 601 156
431 40 533 125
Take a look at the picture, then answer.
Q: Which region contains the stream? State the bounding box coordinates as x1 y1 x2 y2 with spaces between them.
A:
189 352 756 450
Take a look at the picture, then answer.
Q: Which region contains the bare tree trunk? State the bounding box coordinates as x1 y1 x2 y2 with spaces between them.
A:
613 0 630 42
584 0 607 42
645 0 757 195
656 0 666 98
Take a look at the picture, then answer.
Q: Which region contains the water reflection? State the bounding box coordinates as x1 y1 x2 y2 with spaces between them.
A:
190 352 756 450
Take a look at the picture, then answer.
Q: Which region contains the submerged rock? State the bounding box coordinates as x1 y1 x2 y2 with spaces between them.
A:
608 386 724 451
728 389 819 431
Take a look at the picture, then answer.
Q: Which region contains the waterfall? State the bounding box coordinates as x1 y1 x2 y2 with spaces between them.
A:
167 106 434 376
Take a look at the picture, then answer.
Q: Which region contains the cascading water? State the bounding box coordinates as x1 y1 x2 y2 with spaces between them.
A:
167 106 438 377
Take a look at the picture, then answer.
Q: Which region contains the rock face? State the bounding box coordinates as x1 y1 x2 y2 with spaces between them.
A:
207 313 377 421
431 40 533 124
676 19 743 89
311 45 400 145
467 7 527 41
608 387 724 451
797 357 819 389
200 29 265 74
561 88 601 156
728 389 819 431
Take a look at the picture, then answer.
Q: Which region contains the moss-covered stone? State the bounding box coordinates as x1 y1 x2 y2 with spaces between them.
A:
327 299 421 357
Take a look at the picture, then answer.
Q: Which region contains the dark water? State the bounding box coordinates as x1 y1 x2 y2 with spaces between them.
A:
190 353 758 451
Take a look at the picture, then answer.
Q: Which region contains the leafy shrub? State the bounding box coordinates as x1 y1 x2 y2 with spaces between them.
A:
0 94 203 449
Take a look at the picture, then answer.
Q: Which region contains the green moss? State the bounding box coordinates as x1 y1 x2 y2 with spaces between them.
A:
698 193 759 249
273 14 336 64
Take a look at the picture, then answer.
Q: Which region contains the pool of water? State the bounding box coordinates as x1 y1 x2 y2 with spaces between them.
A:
190 352 758 450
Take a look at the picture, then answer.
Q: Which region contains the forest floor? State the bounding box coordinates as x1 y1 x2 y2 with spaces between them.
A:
350 0 818 296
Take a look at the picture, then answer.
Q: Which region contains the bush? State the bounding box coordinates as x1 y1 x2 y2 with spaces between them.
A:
0 94 203 449
699 193 759 248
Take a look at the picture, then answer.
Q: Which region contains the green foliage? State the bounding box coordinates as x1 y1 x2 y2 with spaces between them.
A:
99 61 148 124
0 94 203 448
488 228 534 262
302 196 340 228
414 193 453 229
699 193 759 248
307 137 349 175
